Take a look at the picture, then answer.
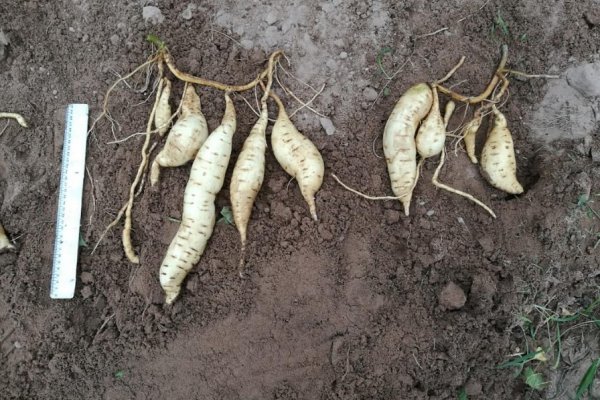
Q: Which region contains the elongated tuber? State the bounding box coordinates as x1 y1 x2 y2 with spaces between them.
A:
159 93 236 304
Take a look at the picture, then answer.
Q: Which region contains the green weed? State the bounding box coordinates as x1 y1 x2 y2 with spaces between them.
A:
575 358 600 399
217 206 234 225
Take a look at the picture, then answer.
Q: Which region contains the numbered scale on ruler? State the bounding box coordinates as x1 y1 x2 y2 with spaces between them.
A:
50 104 89 299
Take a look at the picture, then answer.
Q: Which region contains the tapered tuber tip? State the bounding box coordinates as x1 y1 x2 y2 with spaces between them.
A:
14 115 28 128
298 187 320 221
401 195 412 216
511 183 524 195
238 241 247 278
308 200 318 221
164 290 179 305
0 241 15 252
150 160 160 186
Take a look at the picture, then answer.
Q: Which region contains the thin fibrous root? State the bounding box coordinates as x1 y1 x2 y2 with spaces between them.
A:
162 49 283 93
331 173 406 201
289 83 326 118
122 70 164 264
135 142 158 197
502 69 560 79
435 44 508 104
274 65 326 118
432 148 496 218
434 56 466 85
88 55 160 137
0 113 28 128
106 81 187 145
91 203 127 255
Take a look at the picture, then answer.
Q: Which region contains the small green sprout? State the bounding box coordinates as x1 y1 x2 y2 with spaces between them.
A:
494 12 510 36
146 34 165 49
217 206 234 225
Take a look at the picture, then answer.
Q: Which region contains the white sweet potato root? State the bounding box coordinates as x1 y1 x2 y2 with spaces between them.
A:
383 83 433 215
415 86 445 159
151 84 209 185
154 77 172 136
480 106 523 194
270 91 324 221
229 52 282 273
462 111 483 164
159 94 236 304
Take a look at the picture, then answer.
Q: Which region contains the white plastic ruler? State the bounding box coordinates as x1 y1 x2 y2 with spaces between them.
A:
50 104 89 299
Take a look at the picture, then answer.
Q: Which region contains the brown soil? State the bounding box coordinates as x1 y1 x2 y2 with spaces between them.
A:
1 1 600 399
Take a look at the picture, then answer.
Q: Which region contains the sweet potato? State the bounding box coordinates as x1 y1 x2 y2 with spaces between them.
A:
480 105 523 194
150 84 209 185
415 86 445 159
154 77 172 136
159 93 236 304
270 92 324 221
383 83 433 215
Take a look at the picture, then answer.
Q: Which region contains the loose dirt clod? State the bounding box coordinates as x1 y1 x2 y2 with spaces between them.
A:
439 282 467 310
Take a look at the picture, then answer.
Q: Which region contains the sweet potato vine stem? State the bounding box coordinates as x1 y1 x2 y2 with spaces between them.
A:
161 49 283 93
435 44 508 104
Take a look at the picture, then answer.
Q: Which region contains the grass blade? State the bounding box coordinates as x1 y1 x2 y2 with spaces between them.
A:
575 358 600 399
498 349 543 369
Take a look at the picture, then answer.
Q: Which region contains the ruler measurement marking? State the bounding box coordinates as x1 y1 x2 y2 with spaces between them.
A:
50 104 89 299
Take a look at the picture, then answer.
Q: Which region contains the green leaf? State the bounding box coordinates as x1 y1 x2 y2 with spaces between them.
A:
575 358 600 400
383 87 391 97
498 349 544 369
523 367 546 391
79 236 88 248
114 370 125 379
217 206 234 225
495 12 510 36
458 387 468 400
577 194 589 207
146 34 165 49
